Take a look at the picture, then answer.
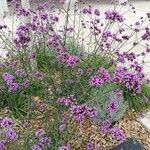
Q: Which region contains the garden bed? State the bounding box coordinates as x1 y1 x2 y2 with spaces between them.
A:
1 0 150 150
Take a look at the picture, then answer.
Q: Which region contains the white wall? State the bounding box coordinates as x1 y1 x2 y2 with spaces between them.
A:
0 0 9 17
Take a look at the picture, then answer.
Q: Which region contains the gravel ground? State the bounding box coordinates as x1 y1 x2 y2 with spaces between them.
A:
1 97 150 150
69 111 150 150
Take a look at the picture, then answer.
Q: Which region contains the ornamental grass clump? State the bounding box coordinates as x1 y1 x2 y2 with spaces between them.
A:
0 0 150 149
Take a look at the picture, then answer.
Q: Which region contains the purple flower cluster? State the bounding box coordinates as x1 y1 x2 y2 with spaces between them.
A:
142 27 150 40
50 15 59 24
36 2 49 11
76 68 84 77
58 145 70 150
89 68 111 87
33 100 46 111
86 142 100 150
82 6 92 15
39 12 48 20
105 10 124 23
111 127 125 141
94 9 100 16
39 136 51 148
106 99 119 114
16 8 30 17
0 140 6 150
21 79 30 88
102 31 112 42
57 95 76 107
0 117 13 128
59 0 66 5
2 72 30 92
57 95 97 123
14 25 30 48
0 117 14 128
113 67 126 83
28 51 36 60
35 72 44 80
113 66 144 93
114 89 123 98
48 35 80 67
57 52 80 68
116 51 136 63
31 144 42 150
89 75 104 87
31 129 51 150
58 123 66 132
2 73 18 92
2 73 15 83
35 129 44 138
5 60 18 68
97 68 111 83
123 72 143 93
122 52 136 62
5 128 18 141
15 69 26 77
48 35 64 53
70 104 98 123
100 119 111 135
0 117 18 143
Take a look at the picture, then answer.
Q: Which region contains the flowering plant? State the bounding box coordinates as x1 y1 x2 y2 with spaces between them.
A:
0 0 150 149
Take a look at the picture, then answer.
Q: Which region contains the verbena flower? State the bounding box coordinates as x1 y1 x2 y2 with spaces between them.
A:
35 129 45 138
89 75 104 87
31 144 42 150
82 6 92 15
86 141 100 150
0 140 6 150
94 9 100 16
15 69 26 77
28 51 36 60
106 99 119 114
86 106 98 118
16 8 30 16
123 72 142 93
100 119 111 135
105 10 124 23
86 142 94 150
57 95 76 107
35 72 44 80
39 136 51 148
142 27 150 40
111 127 125 141
8 83 19 92
39 12 48 20
97 68 111 83
58 123 66 132
58 145 70 150
76 68 84 77
95 144 100 150
70 104 87 122
5 128 18 141
113 67 126 82
21 79 30 88
2 73 15 82
0 117 14 128
57 52 80 68
114 89 123 97
70 104 98 122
